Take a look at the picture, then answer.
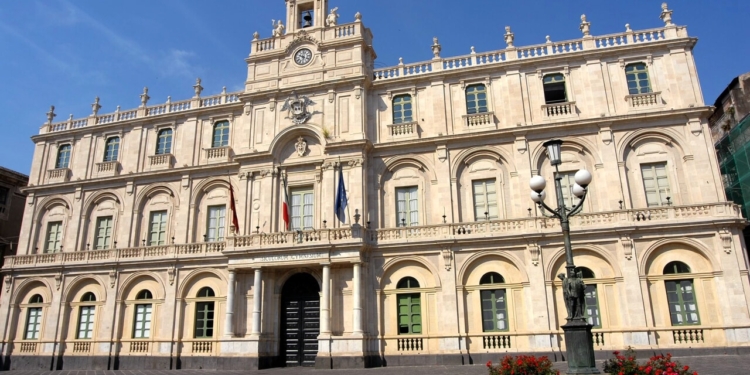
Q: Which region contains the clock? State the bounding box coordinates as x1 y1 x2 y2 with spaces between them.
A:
294 48 313 65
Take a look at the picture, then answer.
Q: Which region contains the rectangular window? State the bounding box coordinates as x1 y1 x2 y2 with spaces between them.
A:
77 306 95 339
290 189 314 231
584 285 602 328
543 74 567 104
45 221 63 253
392 95 413 124
133 304 152 338
94 216 113 250
397 293 421 335
473 179 498 221
148 211 168 246
626 63 652 95
466 84 488 114
25 308 42 340
480 289 508 332
559 172 582 210
0 186 8 214
641 163 670 207
396 186 419 227
194 301 215 338
206 205 226 242
666 280 700 326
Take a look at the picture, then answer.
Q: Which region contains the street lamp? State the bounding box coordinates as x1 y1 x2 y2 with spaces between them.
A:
530 139 599 374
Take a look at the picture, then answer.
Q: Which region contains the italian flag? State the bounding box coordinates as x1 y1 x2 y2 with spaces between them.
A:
282 174 290 231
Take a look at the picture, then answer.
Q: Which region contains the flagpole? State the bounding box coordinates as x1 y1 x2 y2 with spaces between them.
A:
344 163 352 227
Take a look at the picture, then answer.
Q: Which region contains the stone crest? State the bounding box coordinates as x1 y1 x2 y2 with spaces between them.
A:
281 91 316 124
295 136 307 156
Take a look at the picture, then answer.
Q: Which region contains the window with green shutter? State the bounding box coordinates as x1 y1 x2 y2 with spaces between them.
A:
212 121 230 148
641 163 670 207
479 272 508 332
24 294 44 340
664 261 700 326
543 74 567 104
94 216 113 250
290 188 314 231
472 179 498 221
392 95 413 124
56 144 72 169
194 287 216 338
45 221 63 253
396 277 421 335
465 84 488 114
206 205 226 241
77 293 97 340
625 63 652 95
103 137 120 162
133 290 153 339
396 186 418 227
559 172 582 210
148 211 168 246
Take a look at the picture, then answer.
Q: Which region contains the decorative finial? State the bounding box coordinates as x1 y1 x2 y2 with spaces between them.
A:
470 46 476 54
398 57 404 66
166 96 172 104
354 12 362 22
140 87 150 107
660 3 673 26
625 23 632 32
431 37 441 59
193 78 203 98
579 14 591 37
504 26 515 48
354 209 361 224
222 86 227 95
46 105 57 124
545 35 551 43
253 31 259 40
91 97 101 116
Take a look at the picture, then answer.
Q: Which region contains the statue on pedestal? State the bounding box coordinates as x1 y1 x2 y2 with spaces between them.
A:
326 7 339 27
272 19 285 37
559 272 587 321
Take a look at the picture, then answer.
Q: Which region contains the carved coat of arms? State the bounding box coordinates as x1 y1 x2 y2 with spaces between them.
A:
281 91 315 125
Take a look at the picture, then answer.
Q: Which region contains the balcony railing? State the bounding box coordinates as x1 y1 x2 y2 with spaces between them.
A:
542 101 577 119
96 161 119 177
463 112 495 128
626 91 662 109
387 122 418 138
47 168 70 183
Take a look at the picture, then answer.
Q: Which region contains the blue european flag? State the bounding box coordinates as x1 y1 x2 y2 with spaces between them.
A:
335 165 347 223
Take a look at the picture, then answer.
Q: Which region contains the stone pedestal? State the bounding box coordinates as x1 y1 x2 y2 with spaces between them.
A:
562 320 600 374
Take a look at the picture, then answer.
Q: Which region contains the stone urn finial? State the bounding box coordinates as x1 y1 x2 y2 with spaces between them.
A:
625 23 632 32
660 2 674 27
504 26 515 48
253 31 259 40
46 105 57 124
354 12 362 22
193 78 203 98
91 96 101 116
431 37 442 59
579 14 591 37
140 87 150 108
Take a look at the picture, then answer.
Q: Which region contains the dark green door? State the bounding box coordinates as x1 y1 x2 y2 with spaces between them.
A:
281 273 320 367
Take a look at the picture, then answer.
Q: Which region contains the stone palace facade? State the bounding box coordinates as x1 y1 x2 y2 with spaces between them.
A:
2 0 749 370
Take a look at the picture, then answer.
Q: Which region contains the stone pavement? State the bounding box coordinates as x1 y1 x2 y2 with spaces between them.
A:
2 355 747 375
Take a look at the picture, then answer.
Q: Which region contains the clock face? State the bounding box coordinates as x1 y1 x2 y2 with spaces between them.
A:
294 48 312 65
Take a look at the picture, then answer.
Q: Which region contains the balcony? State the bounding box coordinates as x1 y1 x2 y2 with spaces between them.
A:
95 161 120 178
46 168 70 183
148 154 173 171
386 122 418 140
541 101 577 120
205 146 232 164
462 111 496 131
626 91 662 110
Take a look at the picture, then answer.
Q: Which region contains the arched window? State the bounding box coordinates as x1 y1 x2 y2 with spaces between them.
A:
396 277 420 289
136 290 153 300
77 292 97 339
465 84 488 114
479 272 508 332
663 261 699 326
625 63 652 95
543 74 567 104
392 95 413 124
664 261 691 274
396 276 421 335
134 290 153 339
479 272 505 284
195 287 216 338
56 144 72 169
103 137 120 162
212 121 230 148
574 267 601 328
156 129 173 155
25 295 44 340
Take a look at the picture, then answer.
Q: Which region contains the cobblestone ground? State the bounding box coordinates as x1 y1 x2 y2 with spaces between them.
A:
3 355 747 375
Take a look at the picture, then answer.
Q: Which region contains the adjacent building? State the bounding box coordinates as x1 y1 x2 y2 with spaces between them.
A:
2 0 749 371
0 167 29 267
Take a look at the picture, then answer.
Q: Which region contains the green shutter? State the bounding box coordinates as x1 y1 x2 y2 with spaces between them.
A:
665 280 701 326
194 301 215 338
480 289 508 332
397 293 421 334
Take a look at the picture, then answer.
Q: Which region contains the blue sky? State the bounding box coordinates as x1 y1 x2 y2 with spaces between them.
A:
1 0 748 175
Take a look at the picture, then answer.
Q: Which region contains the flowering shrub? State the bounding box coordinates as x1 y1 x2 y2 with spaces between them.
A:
602 347 698 375
486 355 560 375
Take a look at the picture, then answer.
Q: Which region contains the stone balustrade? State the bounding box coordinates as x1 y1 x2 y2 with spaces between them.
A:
626 91 662 108
148 154 173 169
387 122 418 137
373 25 686 83
542 101 577 118
463 112 495 128
95 161 119 177
46 168 70 183
4 203 739 270
205 146 231 162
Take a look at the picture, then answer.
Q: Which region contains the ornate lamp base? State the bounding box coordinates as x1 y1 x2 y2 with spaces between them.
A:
562 319 601 374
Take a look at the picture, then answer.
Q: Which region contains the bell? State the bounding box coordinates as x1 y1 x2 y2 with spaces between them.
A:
302 11 313 27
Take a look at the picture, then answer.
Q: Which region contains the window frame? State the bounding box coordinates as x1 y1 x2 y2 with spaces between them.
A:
625 63 652 95
44 221 63 253
392 94 414 125
395 186 419 227
56 144 72 169
103 137 120 162
76 305 96 340
206 205 227 242
290 187 314 231
465 84 489 115
665 279 701 326
24 306 43 340
155 129 173 155
148 210 168 246
640 162 671 207
194 288 216 339
133 303 152 339
543 73 568 104
479 272 508 333
94 216 113 250
472 179 498 221
212 121 230 148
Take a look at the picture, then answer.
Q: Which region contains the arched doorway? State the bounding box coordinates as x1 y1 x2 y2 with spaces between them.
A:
280 273 320 367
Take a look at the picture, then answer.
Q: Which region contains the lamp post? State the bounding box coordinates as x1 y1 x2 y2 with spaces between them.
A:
530 139 599 374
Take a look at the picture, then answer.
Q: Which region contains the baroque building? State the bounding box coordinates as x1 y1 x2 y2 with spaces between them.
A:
2 0 749 370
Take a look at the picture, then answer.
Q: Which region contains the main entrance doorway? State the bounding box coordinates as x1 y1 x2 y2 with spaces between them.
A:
280 273 320 367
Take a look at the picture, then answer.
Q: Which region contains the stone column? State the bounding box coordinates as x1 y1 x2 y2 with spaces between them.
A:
352 262 363 335
224 270 236 336
251 268 263 335
321 263 331 335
